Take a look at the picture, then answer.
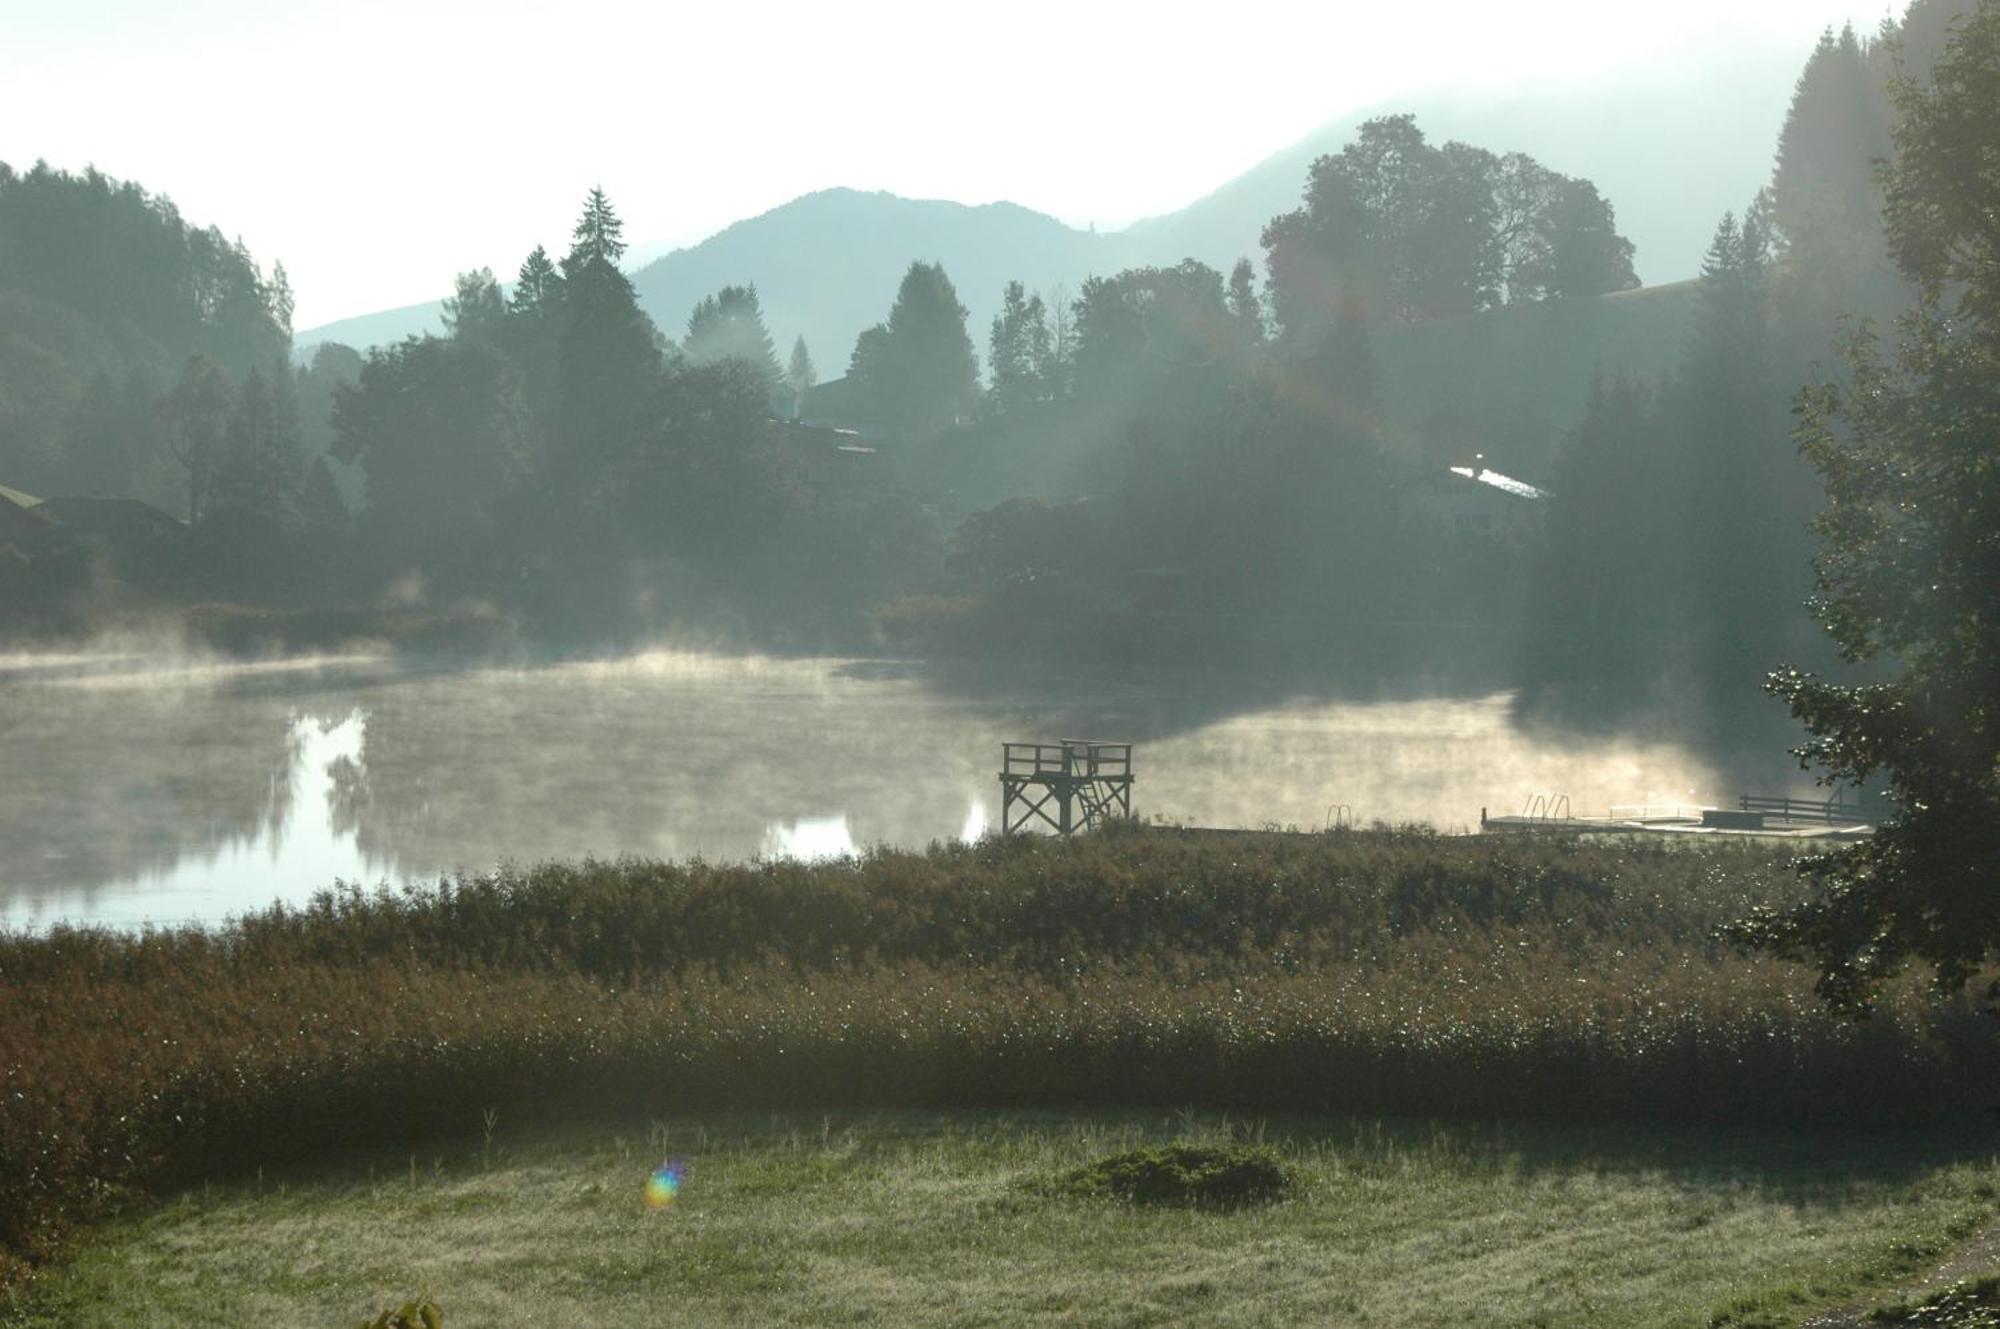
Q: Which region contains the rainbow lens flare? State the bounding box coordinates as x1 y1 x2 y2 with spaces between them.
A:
644 1158 686 1210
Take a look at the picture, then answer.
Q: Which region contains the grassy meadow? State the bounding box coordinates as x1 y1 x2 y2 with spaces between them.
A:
3 825 1997 1318
10 1110 2000 1328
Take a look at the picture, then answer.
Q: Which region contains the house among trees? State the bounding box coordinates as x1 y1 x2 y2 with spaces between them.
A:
0 487 190 594
0 483 52 546
768 420 887 492
1398 461 1549 542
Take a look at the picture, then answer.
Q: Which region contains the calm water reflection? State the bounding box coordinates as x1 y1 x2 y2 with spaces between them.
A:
2 649 1726 930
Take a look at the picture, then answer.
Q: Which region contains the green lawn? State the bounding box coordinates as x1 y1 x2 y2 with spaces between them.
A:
7 1111 1996 1328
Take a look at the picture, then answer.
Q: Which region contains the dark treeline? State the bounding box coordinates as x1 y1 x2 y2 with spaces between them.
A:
0 0 1978 766
1528 3 1974 755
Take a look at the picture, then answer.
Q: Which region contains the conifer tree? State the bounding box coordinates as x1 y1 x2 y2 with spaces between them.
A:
154 354 235 523
684 285 784 398
787 336 816 419
214 360 304 527
552 188 659 467
298 454 349 533
510 246 563 315
1770 23 1901 333
570 186 626 267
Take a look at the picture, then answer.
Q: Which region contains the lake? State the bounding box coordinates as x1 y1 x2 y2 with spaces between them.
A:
0 648 1725 930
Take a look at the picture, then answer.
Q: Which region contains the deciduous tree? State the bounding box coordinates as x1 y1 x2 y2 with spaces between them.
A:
1734 0 2000 1015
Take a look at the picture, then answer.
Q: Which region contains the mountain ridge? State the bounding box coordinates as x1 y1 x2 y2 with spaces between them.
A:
297 37 1806 368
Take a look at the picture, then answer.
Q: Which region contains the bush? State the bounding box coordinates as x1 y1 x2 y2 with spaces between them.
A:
1046 1143 1294 1208
355 1298 443 1329
1869 1277 2000 1327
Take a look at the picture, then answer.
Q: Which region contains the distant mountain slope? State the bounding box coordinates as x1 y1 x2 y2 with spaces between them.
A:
629 189 1120 381
295 190 1123 363
295 296 446 354
297 38 1805 361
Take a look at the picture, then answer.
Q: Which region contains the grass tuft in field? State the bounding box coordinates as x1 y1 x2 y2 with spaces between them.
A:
1040 1140 1294 1208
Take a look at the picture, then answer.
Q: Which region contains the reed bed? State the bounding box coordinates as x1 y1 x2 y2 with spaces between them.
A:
1 825 1991 1283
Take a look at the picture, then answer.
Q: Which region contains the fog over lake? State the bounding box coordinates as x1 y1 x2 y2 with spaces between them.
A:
1 649 1725 930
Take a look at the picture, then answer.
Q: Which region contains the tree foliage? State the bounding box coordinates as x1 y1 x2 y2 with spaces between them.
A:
331 336 527 567
1261 116 1635 338
685 284 784 400
786 336 816 419
847 261 978 438
1734 0 2000 1015
987 280 1054 416
443 267 507 343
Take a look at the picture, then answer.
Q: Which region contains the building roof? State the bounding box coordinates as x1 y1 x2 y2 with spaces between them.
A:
1446 466 1548 501
0 483 41 509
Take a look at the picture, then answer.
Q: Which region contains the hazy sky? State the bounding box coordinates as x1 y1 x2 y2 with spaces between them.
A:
3 0 1890 329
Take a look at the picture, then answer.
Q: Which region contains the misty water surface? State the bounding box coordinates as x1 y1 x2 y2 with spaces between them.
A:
1 649 1726 930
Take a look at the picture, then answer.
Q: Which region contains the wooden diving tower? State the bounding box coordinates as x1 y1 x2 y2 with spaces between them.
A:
999 740 1133 835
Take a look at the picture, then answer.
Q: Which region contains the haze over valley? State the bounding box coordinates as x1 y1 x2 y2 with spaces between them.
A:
4 2 1999 1320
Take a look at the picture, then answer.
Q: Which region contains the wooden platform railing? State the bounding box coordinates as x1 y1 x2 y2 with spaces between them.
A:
1738 793 1865 825
1001 741 1132 779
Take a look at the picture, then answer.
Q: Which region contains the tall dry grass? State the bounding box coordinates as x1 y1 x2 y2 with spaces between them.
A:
1 825 1990 1282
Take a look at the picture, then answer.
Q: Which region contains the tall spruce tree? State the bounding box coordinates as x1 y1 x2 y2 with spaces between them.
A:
786 336 816 419
684 285 784 400
510 245 563 315
1771 23 1903 338
553 188 659 469
154 354 235 524
213 360 304 527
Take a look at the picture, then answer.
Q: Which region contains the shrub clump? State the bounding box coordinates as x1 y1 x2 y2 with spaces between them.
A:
1047 1143 1294 1208
355 1299 443 1329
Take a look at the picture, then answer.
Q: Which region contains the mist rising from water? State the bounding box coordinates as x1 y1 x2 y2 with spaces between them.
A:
2 646 1728 930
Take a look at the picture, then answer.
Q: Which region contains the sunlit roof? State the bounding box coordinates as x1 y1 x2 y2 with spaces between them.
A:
1447 467 1547 500
0 483 41 509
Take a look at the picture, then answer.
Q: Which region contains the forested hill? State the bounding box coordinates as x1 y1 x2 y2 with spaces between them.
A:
295 42 1811 358
0 162 293 504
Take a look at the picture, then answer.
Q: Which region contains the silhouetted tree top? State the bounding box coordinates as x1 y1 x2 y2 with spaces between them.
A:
570 187 627 267
1226 258 1265 346
847 261 978 437
685 284 783 394
443 268 507 343
511 246 563 315
787 336 816 418
987 280 1053 416
1886 0 2000 321
1262 116 1637 337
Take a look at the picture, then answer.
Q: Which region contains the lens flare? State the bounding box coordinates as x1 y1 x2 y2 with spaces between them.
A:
644 1158 686 1210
